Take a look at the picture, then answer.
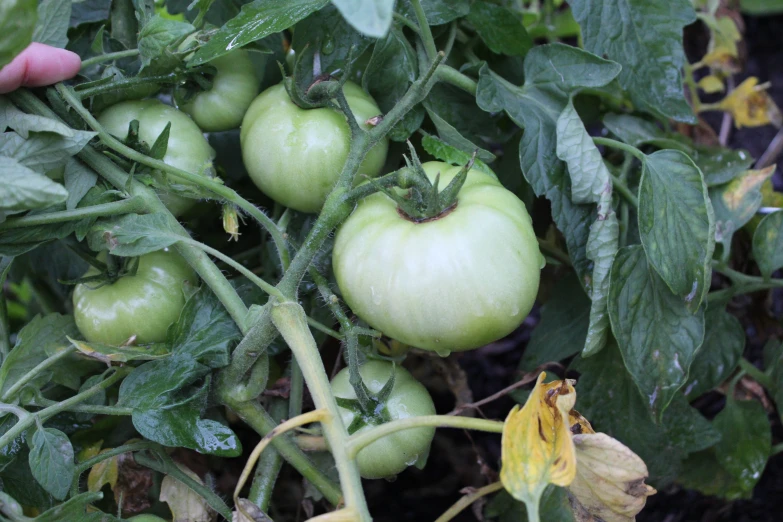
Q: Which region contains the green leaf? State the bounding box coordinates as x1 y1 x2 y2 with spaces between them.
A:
0 414 25 472
476 45 621 289
191 0 329 66
678 450 744 499
87 213 181 256
467 1 532 57
692 146 755 186
0 0 37 69
752 210 783 278
0 129 97 174
292 4 372 88
710 166 774 248
572 342 721 486
556 98 618 356
32 0 71 48
69 337 170 364
684 305 744 399
485 486 575 522
0 97 77 139
519 273 590 372
424 107 496 163
168 286 241 368
0 446 54 509
602 113 669 148
712 398 771 498
331 0 394 38
70 0 112 28
608 245 706 419
638 150 715 311
362 26 419 141
0 313 78 398
138 15 194 69
397 0 469 25
118 355 207 410
740 0 783 15
28 427 74 500
571 0 697 122
0 156 68 214
420 134 494 176
63 158 98 211
33 491 106 522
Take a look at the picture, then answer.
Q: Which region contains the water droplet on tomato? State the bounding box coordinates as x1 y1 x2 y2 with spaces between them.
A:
321 38 335 55
435 347 451 357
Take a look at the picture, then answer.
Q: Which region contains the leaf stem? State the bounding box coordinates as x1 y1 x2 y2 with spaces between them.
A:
436 65 477 96
593 137 647 163
74 73 179 99
536 237 571 267
71 440 158 497
0 367 130 452
345 415 504 459
80 49 140 69
0 197 147 230
1 345 77 402
410 0 437 60
434 482 505 522
738 357 774 389
610 173 639 208
247 399 286 512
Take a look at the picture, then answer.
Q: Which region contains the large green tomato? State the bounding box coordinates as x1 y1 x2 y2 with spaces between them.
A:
178 41 259 132
240 82 388 213
73 249 197 345
331 361 436 479
98 100 215 216
127 516 168 522
333 162 543 354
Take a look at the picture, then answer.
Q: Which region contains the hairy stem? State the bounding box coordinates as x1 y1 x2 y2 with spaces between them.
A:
1 346 77 402
410 0 437 59
247 399 286 512
0 197 147 230
80 49 140 69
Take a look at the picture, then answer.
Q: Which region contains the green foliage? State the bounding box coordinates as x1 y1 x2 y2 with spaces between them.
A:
0 0 37 69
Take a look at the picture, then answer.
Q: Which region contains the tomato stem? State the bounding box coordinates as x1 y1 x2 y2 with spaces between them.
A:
434 481 505 522
410 0 438 60
79 49 140 70
247 398 287 511
345 415 504 459
0 197 147 230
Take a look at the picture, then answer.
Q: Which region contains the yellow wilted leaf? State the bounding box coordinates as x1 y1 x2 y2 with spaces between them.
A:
568 409 595 435
87 449 119 493
698 14 741 72
160 464 216 522
568 433 656 522
500 373 577 518
714 77 783 128
76 439 103 463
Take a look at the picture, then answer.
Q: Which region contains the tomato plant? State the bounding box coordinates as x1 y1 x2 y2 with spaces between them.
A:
0 1 781 521
73 248 197 345
332 360 436 479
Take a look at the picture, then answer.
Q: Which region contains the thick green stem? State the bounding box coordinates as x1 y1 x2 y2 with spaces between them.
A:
410 0 437 59
345 415 503 459
80 49 140 69
247 399 286 512
436 65 477 95
0 258 11 364
271 302 369 520
135 449 232 521
0 197 146 230
0 367 130 451
75 73 179 99
227 398 343 506
55 84 290 271
1 346 77 402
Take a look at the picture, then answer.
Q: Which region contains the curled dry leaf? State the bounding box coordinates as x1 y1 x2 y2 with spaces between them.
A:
567 433 656 522
500 372 577 511
160 464 216 522
233 498 273 522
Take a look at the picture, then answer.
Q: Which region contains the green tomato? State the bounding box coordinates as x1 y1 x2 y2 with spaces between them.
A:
178 41 260 132
240 81 388 213
98 100 216 216
73 249 197 345
331 361 436 479
127 515 169 522
333 162 543 354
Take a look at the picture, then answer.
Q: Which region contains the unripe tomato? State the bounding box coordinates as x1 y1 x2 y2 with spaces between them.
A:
240 82 388 213
178 39 260 132
333 162 543 354
98 100 216 216
331 361 436 479
127 515 169 522
73 249 197 345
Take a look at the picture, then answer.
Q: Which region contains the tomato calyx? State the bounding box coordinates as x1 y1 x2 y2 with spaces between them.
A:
336 362 397 434
378 145 476 222
62 253 139 288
